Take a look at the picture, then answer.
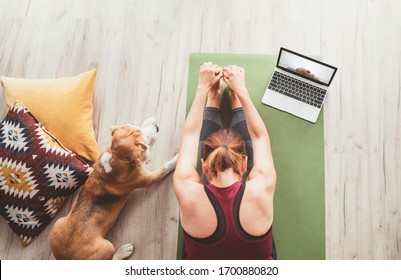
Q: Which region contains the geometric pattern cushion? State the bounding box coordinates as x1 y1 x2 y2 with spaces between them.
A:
0 102 92 246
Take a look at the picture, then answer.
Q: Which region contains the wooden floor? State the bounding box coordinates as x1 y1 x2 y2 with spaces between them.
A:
0 0 400 259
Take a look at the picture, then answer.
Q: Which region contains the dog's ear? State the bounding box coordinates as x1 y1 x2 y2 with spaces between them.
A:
110 125 118 136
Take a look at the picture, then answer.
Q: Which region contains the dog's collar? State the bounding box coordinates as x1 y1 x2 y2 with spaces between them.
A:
106 146 137 166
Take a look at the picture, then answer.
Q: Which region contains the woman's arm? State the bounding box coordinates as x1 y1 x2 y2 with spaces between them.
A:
222 66 276 188
173 62 223 197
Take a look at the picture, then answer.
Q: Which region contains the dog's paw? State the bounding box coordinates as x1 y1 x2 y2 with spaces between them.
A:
164 154 178 173
113 243 135 260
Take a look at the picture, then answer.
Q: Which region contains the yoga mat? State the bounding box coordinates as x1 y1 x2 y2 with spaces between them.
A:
178 53 325 260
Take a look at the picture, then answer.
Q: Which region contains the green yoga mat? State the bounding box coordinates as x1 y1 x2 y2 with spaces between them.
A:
178 53 325 260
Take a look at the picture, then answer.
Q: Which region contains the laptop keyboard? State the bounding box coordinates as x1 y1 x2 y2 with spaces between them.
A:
268 71 326 108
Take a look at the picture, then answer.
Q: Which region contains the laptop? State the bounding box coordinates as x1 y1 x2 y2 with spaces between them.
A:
262 47 337 123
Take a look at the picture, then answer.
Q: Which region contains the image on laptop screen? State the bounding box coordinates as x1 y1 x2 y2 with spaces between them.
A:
278 48 337 86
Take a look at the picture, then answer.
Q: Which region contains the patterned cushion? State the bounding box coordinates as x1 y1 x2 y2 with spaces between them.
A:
0 102 92 246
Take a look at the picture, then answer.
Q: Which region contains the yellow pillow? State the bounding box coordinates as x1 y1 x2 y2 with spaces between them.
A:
1 70 100 162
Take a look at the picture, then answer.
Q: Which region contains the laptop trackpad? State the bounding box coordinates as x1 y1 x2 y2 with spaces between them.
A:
280 96 303 115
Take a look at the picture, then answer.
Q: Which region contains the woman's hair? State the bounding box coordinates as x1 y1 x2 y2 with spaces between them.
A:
202 129 247 179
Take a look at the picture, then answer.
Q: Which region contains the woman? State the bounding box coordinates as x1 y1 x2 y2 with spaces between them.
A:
173 62 276 260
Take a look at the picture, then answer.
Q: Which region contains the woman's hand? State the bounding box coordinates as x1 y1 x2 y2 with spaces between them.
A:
222 65 247 96
198 62 223 91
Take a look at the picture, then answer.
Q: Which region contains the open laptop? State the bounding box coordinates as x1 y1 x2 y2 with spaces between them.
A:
262 47 337 123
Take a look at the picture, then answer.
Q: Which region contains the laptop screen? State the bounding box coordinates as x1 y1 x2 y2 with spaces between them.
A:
277 48 337 86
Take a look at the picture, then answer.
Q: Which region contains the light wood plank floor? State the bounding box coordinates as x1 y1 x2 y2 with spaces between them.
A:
0 0 400 259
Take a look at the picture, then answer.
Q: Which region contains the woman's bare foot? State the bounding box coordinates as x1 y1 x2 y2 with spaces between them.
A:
229 87 242 109
206 79 222 108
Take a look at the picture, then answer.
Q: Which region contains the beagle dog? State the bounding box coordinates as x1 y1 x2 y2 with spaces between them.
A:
50 118 177 259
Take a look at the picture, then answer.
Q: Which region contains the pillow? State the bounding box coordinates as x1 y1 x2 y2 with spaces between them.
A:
1 69 100 163
0 101 92 246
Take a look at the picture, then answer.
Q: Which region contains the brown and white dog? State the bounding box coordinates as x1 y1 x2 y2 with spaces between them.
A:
50 118 177 260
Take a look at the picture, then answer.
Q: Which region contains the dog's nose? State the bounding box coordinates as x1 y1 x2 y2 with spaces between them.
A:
155 124 159 132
